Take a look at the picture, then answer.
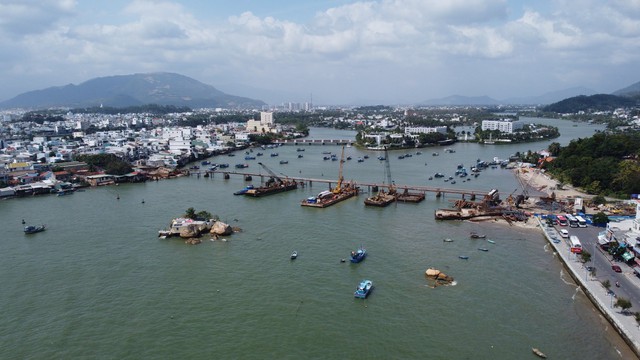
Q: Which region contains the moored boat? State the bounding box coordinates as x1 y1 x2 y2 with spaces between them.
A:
24 224 46 234
531 347 547 358
350 247 366 263
233 185 255 195
458 255 469 260
470 232 486 239
478 248 489 252
291 251 298 260
354 279 373 299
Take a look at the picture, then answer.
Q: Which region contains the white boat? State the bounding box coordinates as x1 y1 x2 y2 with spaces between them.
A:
290 251 298 259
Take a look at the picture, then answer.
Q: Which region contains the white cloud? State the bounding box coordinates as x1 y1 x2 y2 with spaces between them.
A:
0 0 75 36
0 0 639 104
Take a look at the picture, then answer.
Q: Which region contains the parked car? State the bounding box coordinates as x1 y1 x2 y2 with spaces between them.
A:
559 229 569 238
612 265 622 273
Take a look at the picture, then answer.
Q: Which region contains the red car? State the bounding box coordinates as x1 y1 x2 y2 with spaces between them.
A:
612 265 622 273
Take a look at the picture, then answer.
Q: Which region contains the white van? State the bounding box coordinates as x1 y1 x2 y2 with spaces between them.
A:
559 229 569 238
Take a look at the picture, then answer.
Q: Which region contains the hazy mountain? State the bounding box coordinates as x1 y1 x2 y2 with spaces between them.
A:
613 80 640 98
420 95 500 106
421 87 598 106
504 86 597 105
0 72 266 110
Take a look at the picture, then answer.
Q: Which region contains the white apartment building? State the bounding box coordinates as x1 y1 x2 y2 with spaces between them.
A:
404 126 448 136
481 119 523 133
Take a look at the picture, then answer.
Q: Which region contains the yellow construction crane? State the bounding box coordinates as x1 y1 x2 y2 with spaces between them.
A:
332 146 345 194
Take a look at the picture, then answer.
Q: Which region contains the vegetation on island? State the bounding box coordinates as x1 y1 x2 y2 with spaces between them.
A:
184 207 215 221
541 133 640 198
74 153 133 175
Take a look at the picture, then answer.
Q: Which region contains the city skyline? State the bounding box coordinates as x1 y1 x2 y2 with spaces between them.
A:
1 0 639 105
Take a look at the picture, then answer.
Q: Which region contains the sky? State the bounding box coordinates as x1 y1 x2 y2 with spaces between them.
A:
0 0 639 105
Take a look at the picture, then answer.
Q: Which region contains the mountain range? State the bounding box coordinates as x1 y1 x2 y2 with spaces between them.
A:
0 72 638 109
0 72 265 110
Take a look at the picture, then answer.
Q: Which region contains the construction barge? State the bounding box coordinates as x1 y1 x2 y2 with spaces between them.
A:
301 146 359 208
364 147 397 207
244 162 298 197
396 188 426 203
301 184 359 208
434 189 503 220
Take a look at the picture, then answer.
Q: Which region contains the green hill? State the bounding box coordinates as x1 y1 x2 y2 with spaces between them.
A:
542 94 636 113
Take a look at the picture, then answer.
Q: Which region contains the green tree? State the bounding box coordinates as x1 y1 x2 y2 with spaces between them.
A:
185 207 196 220
602 279 611 291
614 297 633 314
592 212 609 226
580 250 591 264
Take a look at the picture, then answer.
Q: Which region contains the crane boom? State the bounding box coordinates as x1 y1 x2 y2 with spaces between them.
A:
258 162 282 183
383 147 394 193
333 146 345 194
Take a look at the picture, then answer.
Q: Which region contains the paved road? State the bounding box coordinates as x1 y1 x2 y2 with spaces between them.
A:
540 218 640 355
550 223 640 311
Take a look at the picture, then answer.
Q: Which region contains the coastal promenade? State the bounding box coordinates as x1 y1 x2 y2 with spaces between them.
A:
538 217 640 357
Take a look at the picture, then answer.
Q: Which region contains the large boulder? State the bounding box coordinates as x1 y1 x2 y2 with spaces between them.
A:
179 224 200 238
210 221 233 236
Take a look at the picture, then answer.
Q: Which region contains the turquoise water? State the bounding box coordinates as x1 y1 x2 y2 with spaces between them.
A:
1 120 636 359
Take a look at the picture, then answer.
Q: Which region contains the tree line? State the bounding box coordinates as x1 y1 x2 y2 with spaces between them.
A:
543 133 640 197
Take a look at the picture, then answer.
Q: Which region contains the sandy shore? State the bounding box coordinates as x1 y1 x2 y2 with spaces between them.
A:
514 167 589 200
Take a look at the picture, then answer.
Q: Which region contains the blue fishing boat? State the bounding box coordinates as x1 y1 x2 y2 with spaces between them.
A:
350 247 367 263
24 224 46 234
233 185 254 195
354 279 373 299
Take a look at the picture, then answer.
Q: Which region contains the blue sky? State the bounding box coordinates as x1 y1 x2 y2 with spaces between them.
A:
0 0 639 105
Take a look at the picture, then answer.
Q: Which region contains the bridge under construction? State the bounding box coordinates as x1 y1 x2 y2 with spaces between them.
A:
206 169 490 201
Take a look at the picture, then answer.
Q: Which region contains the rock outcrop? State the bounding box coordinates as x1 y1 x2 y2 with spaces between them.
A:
210 221 233 236
425 268 455 286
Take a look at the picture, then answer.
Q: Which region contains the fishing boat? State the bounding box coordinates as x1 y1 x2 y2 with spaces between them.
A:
290 251 298 260
470 232 486 239
235 163 249 169
531 347 547 358
443 238 454 242
458 255 469 260
487 239 495 244
24 224 46 234
350 247 366 263
478 248 489 252
354 279 373 299
279 160 289 164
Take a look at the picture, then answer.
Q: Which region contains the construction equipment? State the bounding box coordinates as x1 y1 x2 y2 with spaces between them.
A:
332 146 346 194
382 147 395 195
258 162 286 186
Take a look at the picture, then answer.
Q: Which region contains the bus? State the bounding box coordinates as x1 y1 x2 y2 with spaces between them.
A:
556 215 568 226
566 214 579 228
569 235 582 254
575 215 587 228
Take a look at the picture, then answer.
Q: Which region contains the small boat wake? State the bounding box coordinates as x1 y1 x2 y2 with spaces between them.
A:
559 269 575 286
543 244 550 252
571 285 582 301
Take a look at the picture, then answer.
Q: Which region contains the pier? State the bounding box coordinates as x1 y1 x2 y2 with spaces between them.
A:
207 170 489 200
